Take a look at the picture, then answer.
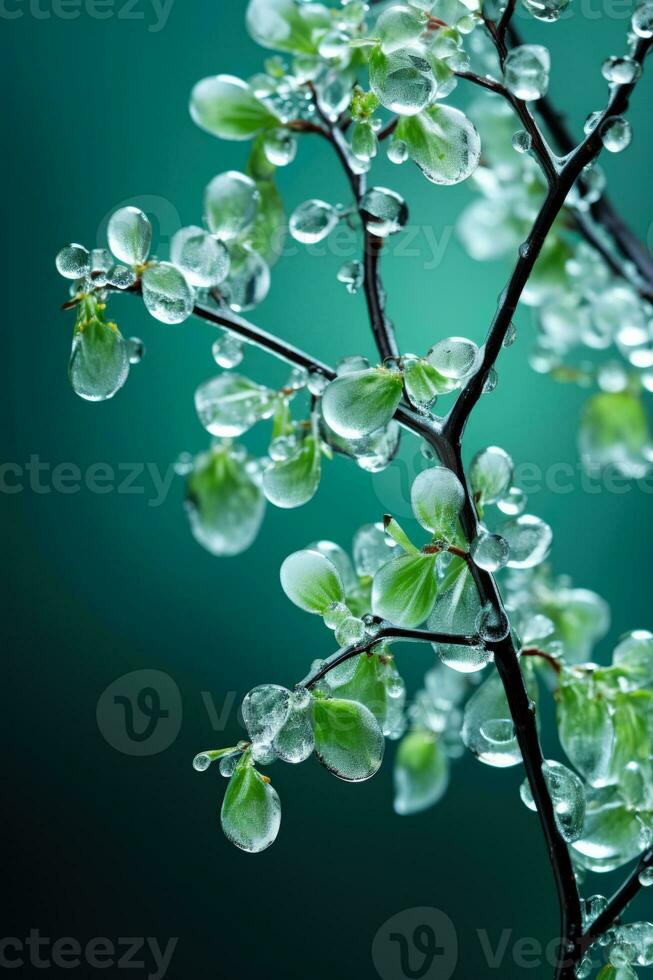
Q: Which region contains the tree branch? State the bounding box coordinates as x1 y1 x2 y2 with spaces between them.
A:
578 848 653 957
298 625 482 690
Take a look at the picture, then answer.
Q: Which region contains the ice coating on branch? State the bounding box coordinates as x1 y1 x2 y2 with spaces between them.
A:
360 187 409 237
520 759 586 842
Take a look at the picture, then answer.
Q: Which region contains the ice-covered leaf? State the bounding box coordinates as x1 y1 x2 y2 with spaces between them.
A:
321 368 404 439
394 731 449 815
396 104 480 185
558 677 614 786
263 432 321 508
311 696 385 782
68 303 130 402
246 0 331 54
190 75 279 140
410 466 465 536
194 373 278 437
185 445 266 556
372 554 437 628
220 758 281 853
280 549 345 614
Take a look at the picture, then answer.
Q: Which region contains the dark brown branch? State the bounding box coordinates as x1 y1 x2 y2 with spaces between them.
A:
298 625 482 690
578 848 653 957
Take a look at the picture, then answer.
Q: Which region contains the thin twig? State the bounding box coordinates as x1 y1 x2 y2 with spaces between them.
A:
578 848 653 956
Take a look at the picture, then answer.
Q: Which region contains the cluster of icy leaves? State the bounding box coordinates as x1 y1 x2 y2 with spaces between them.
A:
457 39 653 479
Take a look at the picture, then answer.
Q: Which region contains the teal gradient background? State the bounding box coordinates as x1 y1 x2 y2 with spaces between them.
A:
4 1 653 977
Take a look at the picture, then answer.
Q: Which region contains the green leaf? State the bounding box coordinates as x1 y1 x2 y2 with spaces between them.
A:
220 757 281 853
403 357 454 406
396 104 481 185
186 445 266 557
190 75 279 141
579 390 650 475
280 549 345 614
321 368 404 439
69 303 130 402
311 696 385 781
246 0 331 54
410 466 465 536
263 431 321 508
394 731 449 815
246 176 286 267
427 557 481 637
610 694 651 777
612 631 653 688
572 786 645 872
469 447 514 506
372 554 437 628
331 653 388 725
557 678 614 786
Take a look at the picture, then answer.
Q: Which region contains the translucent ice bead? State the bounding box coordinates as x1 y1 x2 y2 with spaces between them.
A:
204 171 260 242
212 334 244 369
289 199 338 243
335 616 366 647
370 46 436 115
194 373 277 436
639 868 653 886
387 139 408 165
427 336 478 380
520 760 586 843
221 245 270 313
601 117 632 153
504 44 550 101
359 187 408 237
170 226 230 287
601 56 642 84
337 260 363 294
512 130 532 154
263 128 297 166
242 684 291 746
498 514 552 569
471 532 510 572
521 0 570 21
56 243 90 280
127 337 145 364
462 671 523 767
142 262 195 323
353 522 398 577
632 1 653 37
272 690 315 764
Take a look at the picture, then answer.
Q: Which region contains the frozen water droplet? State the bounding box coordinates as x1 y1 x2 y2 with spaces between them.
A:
307 370 330 396
597 360 628 392
127 337 145 364
463 670 535 767
318 28 350 59
263 128 297 166
242 685 291 747
218 752 240 778
471 532 510 572
427 336 478 380
335 616 366 647
370 45 436 116
107 206 152 265
359 187 408 237
174 452 193 476
522 0 570 21
601 56 641 84
337 260 363 294
287 366 308 390
353 522 398 577
504 44 550 101
323 601 351 631
221 245 270 313
170 226 230 287
503 322 518 347
639 867 653 886
142 262 195 324
290 200 338 244
56 243 90 280
387 139 408 164
476 602 510 642
204 171 259 242
601 116 632 153
195 373 277 437
498 514 553 568
497 486 527 516
106 264 137 289
193 752 212 771
584 111 603 136
470 446 514 504
212 334 244 369
512 130 532 154
273 690 315 764
632 1 653 37
268 435 297 462
439 644 490 673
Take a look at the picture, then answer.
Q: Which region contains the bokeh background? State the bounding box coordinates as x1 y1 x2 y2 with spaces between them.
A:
4 1 653 977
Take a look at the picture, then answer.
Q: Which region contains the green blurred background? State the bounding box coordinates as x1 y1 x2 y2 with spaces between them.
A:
4 1 653 977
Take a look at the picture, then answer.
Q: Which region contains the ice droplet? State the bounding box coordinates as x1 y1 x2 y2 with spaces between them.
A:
359 187 408 237
370 46 436 116
337 260 363 294
387 139 409 164
170 226 230 287
504 44 550 101
353 522 398 577
204 171 259 242
427 336 478 380
601 116 632 153
462 671 523 767
639 867 653 886
471 532 510 572
194 373 277 437
263 128 297 166
242 685 291 747
497 486 527 516
127 337 145 364
522 0 570 22
107 206 152 265
289 199 338 244
601 56 641 84
142 262 195 324
221 245 270 313
512 130 532 154
498 514 553 568
212 334 244 369
56 243 90 280
520 760 586 842
632 1 653 37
